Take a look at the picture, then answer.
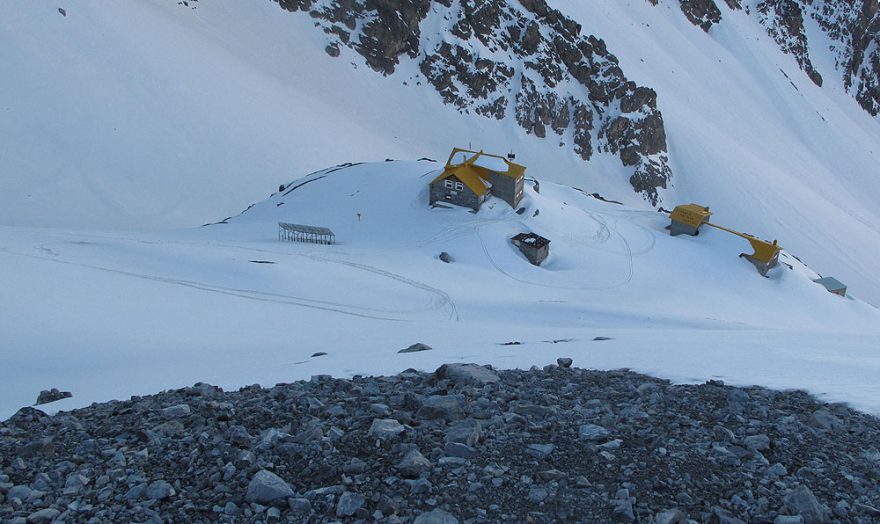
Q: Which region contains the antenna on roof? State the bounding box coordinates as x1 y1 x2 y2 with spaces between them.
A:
468 142 472 150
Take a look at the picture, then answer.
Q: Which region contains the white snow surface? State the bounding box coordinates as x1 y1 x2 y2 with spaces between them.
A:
2 161 879 419
2 1 880 417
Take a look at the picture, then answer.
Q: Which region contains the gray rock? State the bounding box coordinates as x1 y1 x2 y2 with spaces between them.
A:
784 485 827 524
525 443 555 459
236 449 256 469
152 420 185 437
371 403 392 416
26 509 60 524
161 404 191 418
35 388 71 405
599 439 622 450
17 437 54 457
124 483 147 500
145 480 175 500
413 509 459 524
528 487 548 503
342 458 368 474
744 434 771 452
710 507 746 524
444 442 477 459
556 357 573 368
417 395 467 421
398 448 432 478
369 418 406 439
399 343 432 354
774 516 804 524
611 498 635 522
336 491 366 517
811 410 844 432
245 470 294 504
446 419 481 446
537 469 566 481
439 252 454 263
855 503 880 516
766 463 788 478
289 497 312 513
257 428 290 450
434 363 500 386
653 508 688 524
304 484 345 499
7 485 33 501
579 423 610 442
267 506 282 523
292 419 323 443
223 502 240 516
408 477 433 495
513 403 558 419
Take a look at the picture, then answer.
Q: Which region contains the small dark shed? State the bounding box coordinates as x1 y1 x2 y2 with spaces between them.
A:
511 232 550 266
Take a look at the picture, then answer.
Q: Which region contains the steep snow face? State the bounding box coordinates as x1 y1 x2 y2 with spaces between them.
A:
0 0 639 230
659 0 880 117
3 161 880 419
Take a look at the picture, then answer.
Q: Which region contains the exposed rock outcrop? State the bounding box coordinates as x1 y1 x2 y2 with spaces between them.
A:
679 0 723 31
271 0 675 205
755 0 824 86
663 0 879 116
2 365 880 522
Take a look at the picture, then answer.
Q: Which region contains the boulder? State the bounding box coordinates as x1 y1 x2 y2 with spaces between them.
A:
245 470 294 504
35 388 71 405
579 424 610 442
414 509 460 524
336 491 365 517
434 363 500 386
417 395 468 421
399 343 432 354
784 485 828 524
369 418 406 439
398 448 432 478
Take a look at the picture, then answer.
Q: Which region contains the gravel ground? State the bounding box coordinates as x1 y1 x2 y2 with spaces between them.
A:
1 361 879 523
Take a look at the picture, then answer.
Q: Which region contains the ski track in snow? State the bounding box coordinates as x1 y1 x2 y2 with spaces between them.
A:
0 244 457 322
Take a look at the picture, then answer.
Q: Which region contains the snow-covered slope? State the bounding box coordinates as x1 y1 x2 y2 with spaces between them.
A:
0 0 620 230
2 0 880 306
2 2 880 417
2 161 879 419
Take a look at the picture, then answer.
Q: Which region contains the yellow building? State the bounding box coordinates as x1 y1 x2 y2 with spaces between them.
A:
429 148 525 211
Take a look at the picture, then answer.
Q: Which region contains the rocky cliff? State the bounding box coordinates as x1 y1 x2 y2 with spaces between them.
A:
272 0 673 206
666 0 880 117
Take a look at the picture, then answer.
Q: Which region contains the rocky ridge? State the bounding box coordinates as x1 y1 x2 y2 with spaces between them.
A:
271 0 674 206
2 362 880 523
661 0 880 117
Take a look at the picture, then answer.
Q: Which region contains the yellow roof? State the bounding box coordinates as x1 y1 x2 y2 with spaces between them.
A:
432 148 525 196
670 203 712 228
433 165 491 196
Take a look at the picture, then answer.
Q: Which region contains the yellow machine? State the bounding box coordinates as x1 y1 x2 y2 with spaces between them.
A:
667 203 782 277
707 223 782 277
667 204 712 236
